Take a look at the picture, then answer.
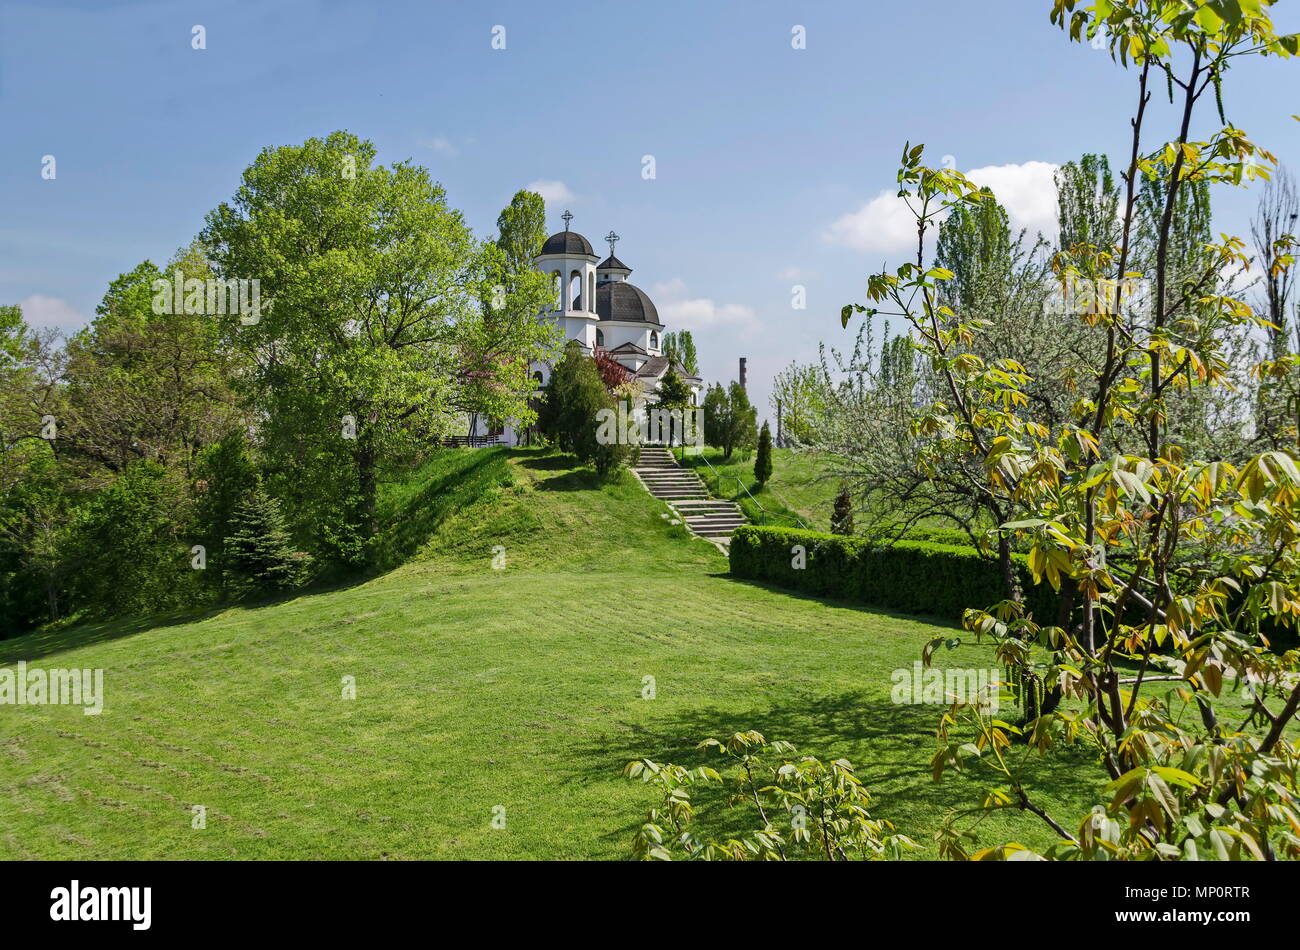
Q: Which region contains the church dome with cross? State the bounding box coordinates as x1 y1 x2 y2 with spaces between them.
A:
532 212 696 393
540 229 594 257
471 211 702 446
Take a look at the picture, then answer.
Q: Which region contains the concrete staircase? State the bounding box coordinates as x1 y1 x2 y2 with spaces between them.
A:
633 445 747 544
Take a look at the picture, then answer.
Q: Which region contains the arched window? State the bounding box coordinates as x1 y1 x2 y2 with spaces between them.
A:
596 328 604 347
551 272 562 311
533 370 544 386
588 272 596 312
569 270 583 311
650 330 659 350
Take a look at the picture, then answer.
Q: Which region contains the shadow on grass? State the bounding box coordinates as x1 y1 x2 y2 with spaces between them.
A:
512 451 573 472
0 605 230 664
0 577 368 664
516 451 608 492
370 447 512 571
575 689 1099 855
719 574 964 630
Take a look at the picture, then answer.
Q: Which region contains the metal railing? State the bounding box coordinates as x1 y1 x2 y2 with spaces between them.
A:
677 445 809 530
442 435 506 448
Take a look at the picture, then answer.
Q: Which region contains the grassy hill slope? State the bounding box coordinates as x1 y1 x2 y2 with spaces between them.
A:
0 448 1101 859
681 447 841 530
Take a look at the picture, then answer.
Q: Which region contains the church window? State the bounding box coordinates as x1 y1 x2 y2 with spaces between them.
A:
569 270 582 309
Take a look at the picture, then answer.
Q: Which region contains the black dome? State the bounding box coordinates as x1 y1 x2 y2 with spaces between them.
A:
540 230 595 256
598 254 630 272
590 281 660 324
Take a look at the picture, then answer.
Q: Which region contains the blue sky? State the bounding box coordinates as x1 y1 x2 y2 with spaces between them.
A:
3 0 1299 422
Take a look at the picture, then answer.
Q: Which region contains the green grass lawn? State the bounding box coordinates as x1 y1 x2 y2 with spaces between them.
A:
0 447 1180 859
681 446 841 530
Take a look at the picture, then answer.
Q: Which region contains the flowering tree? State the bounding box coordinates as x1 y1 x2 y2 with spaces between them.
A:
592 347 634 393
843 0 1300 860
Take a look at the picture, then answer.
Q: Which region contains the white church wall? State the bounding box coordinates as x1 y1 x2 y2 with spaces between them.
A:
599 320 660 354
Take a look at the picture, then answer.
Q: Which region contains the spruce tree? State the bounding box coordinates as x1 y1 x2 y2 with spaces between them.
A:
830 484 854 536
754 421 773 485
223 482 305 595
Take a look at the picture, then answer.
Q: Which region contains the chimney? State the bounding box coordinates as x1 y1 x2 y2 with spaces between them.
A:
738 357 748 391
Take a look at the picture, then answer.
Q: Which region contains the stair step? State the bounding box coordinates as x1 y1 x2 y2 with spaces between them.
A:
630 454 748 545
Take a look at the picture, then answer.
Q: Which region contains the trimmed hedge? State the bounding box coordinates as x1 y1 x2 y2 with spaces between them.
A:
729 525 1056 625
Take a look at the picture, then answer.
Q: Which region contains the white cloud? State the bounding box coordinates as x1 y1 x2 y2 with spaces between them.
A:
418 136 457 157
776 266 817 281
824 190 919 254
966 160 1060 240
525 179 574 205
652 277 688 298
825 160 1060 254
653 279 756 329
18 294 87 332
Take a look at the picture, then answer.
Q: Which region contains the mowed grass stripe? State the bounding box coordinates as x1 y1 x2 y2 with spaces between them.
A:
2 449 1103 858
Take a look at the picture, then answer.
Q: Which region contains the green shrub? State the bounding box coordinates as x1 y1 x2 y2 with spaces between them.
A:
728 525 1055 624
66 460 209 619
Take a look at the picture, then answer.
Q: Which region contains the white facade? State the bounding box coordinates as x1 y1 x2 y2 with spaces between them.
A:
535 243 600 358
472 218 703 445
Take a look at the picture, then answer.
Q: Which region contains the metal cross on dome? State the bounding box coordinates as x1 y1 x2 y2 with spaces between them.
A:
561 210 573 231
605 230 619 258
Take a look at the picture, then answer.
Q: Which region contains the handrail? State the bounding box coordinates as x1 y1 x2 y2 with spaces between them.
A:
678 445 809 530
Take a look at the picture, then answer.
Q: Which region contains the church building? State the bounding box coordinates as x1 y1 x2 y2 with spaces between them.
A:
532 213 701 395
475 213 702 445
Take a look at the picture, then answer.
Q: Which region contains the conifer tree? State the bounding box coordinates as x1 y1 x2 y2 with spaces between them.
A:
754 421 773 485
223 482 306 595
830 484 854 536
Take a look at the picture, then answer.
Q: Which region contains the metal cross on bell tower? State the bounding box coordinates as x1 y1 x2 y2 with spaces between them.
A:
604 230 620 258
561 209 573 231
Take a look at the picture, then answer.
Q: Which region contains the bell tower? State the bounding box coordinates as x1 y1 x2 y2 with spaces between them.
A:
535 210 600 350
